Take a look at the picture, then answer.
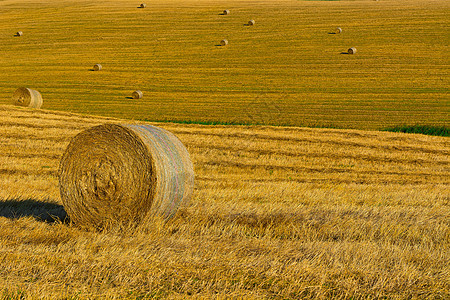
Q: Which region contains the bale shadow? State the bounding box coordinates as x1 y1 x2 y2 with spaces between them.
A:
125 96 134 99
341 52 349 54
0 198 68 223
328 32 337 34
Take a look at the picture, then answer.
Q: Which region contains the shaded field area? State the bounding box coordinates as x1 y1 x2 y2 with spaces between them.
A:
0 105 449 298
0 0 448 130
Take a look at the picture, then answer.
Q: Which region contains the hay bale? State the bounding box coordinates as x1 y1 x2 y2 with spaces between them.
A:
15 31 23 37
335 27 342 34
348 47 357 54
93 64 102 71
11 87 43 109
132 90 143 99
58 124 195 229
220 39 228 46
223 9 230 15
248 20 255 26
140 3 146 8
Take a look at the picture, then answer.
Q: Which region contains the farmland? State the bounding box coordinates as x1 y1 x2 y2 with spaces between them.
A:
1 105 449 298
0 0 449 299
0 0 448 129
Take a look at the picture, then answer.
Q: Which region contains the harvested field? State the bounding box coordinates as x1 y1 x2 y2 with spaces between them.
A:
0 105 448 298
0 0 448 130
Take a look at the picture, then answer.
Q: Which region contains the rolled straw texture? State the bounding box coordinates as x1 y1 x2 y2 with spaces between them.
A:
348 47 357 54
140 3 146 8
132 90 143 99
58 124 195 229
93 64 102 71
248 20 255 26
12 87 43 109
223 9 230 15
220 39 228 46
16 31 23 36
335 27 342 34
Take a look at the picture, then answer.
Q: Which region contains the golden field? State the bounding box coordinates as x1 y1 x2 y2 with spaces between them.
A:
0 0 448 129
0 0 449 298
0 105 449 298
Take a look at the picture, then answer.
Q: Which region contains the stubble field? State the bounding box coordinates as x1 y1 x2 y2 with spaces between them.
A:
0 0 448 129
0 0 449 299
1 105 449 298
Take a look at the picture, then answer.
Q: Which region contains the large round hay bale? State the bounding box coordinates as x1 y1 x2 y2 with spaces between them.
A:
58 124 195 229
132 90 143 99
223 9 230 15
140 3 146 8
12 87 43 109
220 39 228 46
93 64 102 71
335 27 342 34
248 20 255 26
348 47 357 54
15 31 23 37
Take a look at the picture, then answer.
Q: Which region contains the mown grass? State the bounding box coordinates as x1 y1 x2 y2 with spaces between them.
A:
383 125 449 137
0 0 448 130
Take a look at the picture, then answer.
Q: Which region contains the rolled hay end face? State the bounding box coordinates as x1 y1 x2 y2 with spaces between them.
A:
58 124 195 229
132 90 143 99
16 31 23 36
220 39 228 46
248 20 255 26
140 3 146 8
93 64 102 71
223 9 230 15
348 47 357 54
12 87 43 109
335 27 342 34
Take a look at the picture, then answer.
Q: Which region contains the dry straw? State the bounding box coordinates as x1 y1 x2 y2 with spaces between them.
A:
15 31 23 37
220 39 228 46
140 3 146 8
93 64 102 71
335 27 342 34
58 124 195 229
248 20 255 26
132 90 143 99
348 47 357 54
223 9 230 15
12 87 43 109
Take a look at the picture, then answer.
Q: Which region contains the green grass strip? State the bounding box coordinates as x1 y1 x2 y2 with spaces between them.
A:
383 125 449 137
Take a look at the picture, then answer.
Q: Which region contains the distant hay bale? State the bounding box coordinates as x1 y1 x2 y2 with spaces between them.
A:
348 47 357 54
335 27 342 34
11 87 43 109
248 20 255 26
140 3 146 8
132 90 143 99
15 31 23 37
93 64 102 71
58 124 195 229
220 39 228 46
223 9 230 15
